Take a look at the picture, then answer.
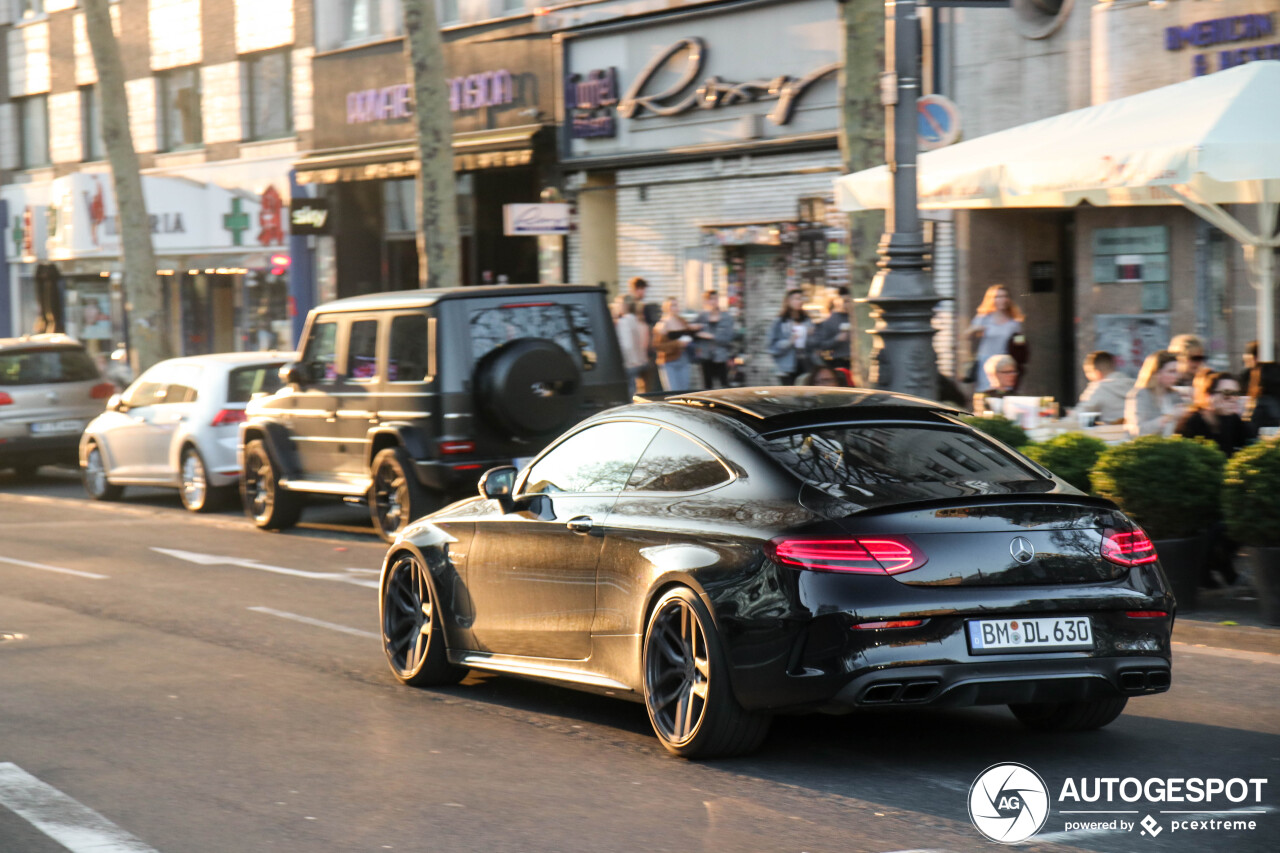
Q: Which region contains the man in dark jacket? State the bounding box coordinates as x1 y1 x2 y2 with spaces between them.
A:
814 293 851 370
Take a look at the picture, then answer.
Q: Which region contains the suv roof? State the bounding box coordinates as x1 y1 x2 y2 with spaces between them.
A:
311 284 606 315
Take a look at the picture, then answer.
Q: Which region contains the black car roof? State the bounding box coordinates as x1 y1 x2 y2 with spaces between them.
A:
310 284 605 314
662 387 968 431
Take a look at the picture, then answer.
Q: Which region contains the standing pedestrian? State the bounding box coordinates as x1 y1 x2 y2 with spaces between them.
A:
629 276 663 392
814 293 852 370
613 295 649 396
1245 362 1280 430
1125 350 1186 437
653 298 694 393
692 290 735 390
768 289 816 385
966 284 1025 392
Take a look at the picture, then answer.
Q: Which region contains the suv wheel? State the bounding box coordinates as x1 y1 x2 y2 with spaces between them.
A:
370 447 433 543
241 439 301 530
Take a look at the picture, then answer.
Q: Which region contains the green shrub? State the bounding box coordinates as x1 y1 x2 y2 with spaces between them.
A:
1222 437 1280 546
1023 432 1108 494
1091 435 1226 540
962 414 1030 449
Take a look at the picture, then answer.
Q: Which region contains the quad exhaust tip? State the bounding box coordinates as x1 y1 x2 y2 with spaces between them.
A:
859 679 941 704
1119 668 1170 692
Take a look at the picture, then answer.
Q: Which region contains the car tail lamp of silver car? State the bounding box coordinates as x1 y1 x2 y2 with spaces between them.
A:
90 382 116 400
1101 527 1158 567
767 536 928 575
211 409 247 427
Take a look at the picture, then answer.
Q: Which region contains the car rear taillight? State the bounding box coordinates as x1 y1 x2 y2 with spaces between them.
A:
90 382 116 399
0 392 11 405
211 409 247 427
851 619 926 630
766 536 927 575
1125 611 1168 618
1102 527 1158 567
438 440 475 455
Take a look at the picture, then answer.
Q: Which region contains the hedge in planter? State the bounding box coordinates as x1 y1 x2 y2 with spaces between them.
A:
962 414 1030 449
1091 435 1226 541
1024 432 1108 494
1222 437 1280 547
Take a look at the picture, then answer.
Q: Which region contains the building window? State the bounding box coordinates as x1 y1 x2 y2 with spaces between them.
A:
158 67 202 151
243 51 293 141
81 86 105 162
17 96 49 169
439 0 458 24
502 0 523 13
15 0 43 22
343 0 380 42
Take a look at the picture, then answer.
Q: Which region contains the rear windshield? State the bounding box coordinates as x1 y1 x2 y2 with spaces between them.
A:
227 363 286 403
758 424 1051 507
0 347 99 386
469 303 597 371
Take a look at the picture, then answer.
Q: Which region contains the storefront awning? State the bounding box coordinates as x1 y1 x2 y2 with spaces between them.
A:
295 124 544 185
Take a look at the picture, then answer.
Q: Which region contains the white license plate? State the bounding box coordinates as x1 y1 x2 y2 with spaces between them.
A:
30 420 83 435
967 616 1093 654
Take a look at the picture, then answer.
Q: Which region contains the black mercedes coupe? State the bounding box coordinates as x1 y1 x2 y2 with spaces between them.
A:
377 388 1174 758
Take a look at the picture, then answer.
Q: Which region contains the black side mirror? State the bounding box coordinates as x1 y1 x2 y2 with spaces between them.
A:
479 465 518 511
281 362 307 387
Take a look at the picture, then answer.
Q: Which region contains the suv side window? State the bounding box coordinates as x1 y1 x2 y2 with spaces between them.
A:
388 314 428 383
522 421 659 495
301 319 339 383
347 319 379 381
625 428 730 493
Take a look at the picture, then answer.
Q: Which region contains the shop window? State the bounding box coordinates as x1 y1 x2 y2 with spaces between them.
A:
81 86 105 162
158 67 203 151
243 51 293 141
17 95 49 169
384 180 416 235
343 0 381 41
347 319 379 381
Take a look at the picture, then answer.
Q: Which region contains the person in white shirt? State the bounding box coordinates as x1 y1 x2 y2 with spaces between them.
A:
613 295 649 396
1076 350 1134 424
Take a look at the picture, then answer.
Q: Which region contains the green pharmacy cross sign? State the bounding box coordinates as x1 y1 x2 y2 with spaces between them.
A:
223 198 251 246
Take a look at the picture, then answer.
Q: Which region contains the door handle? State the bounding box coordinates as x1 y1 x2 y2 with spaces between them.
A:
566 516 594 534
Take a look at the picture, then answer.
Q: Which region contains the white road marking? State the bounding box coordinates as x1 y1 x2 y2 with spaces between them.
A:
0 555 108 580
248 606 380 640
0 762 159 852
151 548 378 588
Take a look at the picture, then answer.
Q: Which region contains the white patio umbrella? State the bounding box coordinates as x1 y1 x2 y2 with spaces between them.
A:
834 60 1280 359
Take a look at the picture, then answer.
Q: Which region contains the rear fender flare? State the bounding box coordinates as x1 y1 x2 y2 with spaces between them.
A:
240 421 301 480
366 424 430 470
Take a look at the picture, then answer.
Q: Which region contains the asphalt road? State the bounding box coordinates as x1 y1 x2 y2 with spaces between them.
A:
1 467 1277 853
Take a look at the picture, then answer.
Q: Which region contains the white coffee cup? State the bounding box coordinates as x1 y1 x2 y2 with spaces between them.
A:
1078 410 1100 428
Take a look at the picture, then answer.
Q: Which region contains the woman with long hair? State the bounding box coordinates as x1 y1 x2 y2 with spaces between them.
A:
967 284 1025 391
767 289 816 385
1245 362 1280 429
653 298 694 393
1125 350 1186 437
1176 370 1254 457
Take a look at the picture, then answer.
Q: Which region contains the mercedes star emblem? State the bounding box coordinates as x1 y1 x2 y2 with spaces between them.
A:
1010 537 1035 564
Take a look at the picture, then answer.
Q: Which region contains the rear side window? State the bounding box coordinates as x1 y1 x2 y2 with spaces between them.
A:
164 364 203 404
228 363 285 403
626 428 730 493
388 314 428 382
348 320 379 380
0 347 99 385
469 302 597 371
759 424 1048 507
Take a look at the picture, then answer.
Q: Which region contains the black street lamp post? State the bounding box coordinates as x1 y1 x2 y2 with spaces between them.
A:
859 0 940 397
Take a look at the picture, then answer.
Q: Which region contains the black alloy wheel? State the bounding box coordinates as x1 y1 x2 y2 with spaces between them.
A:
82 442 123 501
241 439 301 530
642 587 771 758
1009 696 1129 731
369 447 431 543
380 552 466 686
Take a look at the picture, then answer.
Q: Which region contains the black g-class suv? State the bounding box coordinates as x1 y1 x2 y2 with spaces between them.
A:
239 285 629 540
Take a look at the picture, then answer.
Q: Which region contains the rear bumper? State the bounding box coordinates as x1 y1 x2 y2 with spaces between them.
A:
0 433 81 467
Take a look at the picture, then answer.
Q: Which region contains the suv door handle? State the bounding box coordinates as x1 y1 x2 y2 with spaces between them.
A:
566 516 595 534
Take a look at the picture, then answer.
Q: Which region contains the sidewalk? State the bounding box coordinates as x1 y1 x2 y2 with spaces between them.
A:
1172 563 1280 654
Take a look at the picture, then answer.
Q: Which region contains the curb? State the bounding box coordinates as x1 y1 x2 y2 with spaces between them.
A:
1173 619 1280 655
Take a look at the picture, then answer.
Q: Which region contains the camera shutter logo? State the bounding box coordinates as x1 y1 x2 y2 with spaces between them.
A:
969 763 1050 843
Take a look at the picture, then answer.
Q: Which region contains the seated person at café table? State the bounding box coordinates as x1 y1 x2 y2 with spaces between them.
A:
1126 350 1186 437
1176 370 1255 456
1168 333 1207 386
981 354 1019 398
1076 350 1133 424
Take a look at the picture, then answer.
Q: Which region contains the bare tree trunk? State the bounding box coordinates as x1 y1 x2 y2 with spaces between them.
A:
82 0 169 372
402 0 460 289
839 0 885 385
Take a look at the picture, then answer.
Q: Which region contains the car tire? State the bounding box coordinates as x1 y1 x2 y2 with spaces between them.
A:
1009 696 1129 732
380 551 467 687
642 587 771 758
475 338 584 438
82 442 123 501
369 447 433 543
241 439 301 531
178 445 219 513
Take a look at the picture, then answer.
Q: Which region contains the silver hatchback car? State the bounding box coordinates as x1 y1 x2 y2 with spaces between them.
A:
0 334 115 476
80 352 291 511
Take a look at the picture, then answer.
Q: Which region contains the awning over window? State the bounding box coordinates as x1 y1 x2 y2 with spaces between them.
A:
294 125 543 185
